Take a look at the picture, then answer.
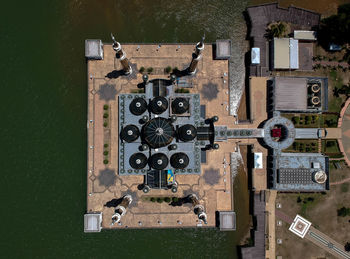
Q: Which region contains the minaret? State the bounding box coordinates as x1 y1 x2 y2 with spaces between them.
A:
188 194 208 224
111 33 132 75
187 35 205 75
111 195 132 225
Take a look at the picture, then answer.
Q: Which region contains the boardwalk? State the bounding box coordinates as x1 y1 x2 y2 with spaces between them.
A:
247 3 320 76
241 191 266 259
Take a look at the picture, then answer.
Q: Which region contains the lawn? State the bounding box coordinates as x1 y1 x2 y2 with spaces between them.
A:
276 184 350 258
321 139 343 158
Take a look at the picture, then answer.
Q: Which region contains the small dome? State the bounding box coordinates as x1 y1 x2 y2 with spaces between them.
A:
129 153 148 169
178 124 197 142
150 96 168 114
121 125 140 143
170 153 189 169
171 97 189 114
129 98 147 115
313 170 327 184
149 153 168 170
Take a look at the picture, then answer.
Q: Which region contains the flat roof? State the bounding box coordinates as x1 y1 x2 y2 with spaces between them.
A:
273 152 329 191
294 30 316 41
251 47 260 64
273 38 290 69
219 211 236 231
216 39 231 59
274 77 307 111
84 213 102 232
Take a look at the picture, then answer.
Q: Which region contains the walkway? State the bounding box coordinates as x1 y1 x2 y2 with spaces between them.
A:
338 98 350 166
330 177 350 186
265 190 277 259
306 226 350 259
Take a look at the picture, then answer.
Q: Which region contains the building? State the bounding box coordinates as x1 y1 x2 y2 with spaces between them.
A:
271 38 299 70
271 77 328 113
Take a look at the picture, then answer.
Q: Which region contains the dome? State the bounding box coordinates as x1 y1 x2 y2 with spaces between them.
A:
178 124 197 142
313 170 327 184
149 153 169 170
129 153 148 169
142 117 175 148
121 125 140 142
170 153 189 169
150 96 168 114
171 97 189 114
129 98 147 115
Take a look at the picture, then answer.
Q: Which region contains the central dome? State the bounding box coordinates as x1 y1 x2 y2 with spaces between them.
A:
142 117 175 148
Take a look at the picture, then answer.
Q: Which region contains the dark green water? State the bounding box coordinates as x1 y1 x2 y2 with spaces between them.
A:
1 1 250 258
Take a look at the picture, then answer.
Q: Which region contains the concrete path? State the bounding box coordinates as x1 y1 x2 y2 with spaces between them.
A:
330 177 350 186
265 190 277 259
306 226 350 259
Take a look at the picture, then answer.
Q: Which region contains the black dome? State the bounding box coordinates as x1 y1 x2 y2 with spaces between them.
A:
130 98 147 115
129 153 148 169
121 125 140 143
170 153 189 169
142 117 175 148
150 96 168 114
149 153 169 170
178 124 197 142
171 97 189 114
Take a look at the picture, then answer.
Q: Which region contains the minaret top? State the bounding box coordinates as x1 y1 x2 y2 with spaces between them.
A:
111 33 121 52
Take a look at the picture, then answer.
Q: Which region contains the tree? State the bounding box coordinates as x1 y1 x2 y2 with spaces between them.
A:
318 4 350 49
345 242 350 252
267 22 288 38
337 206 350 217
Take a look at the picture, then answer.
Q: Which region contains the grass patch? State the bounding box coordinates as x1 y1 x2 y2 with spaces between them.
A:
284 140 318 153
341 183 349 193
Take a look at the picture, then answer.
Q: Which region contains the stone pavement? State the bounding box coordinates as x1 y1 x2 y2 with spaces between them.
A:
265 190 277 259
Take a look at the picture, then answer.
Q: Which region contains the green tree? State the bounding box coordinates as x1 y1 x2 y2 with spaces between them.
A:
267 22 287 38
337 206 350 217
318 4 350 48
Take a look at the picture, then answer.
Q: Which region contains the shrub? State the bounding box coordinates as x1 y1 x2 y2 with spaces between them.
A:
103 151 109 156
103 104 109 110
337 207 350 217
103 159 108 164
104 143 109 148
150 197 156 202
165 66 172 74
172 197 179 202
292 116 300 124
147 67 153 74
157 197 163 203
164 197 171 203
103 122 108 127
139 66 145 73
297 196 302 203
172 67 179 73
103 113 109 118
